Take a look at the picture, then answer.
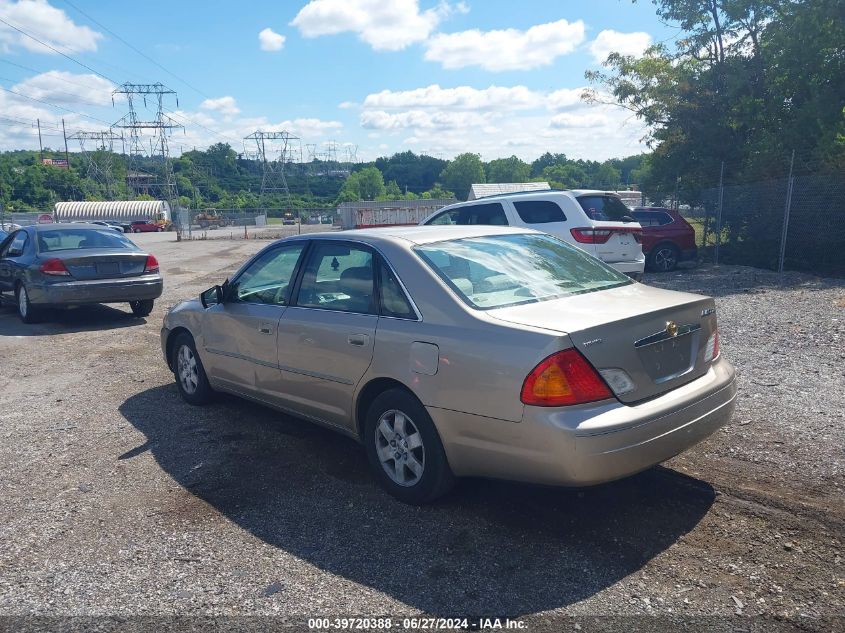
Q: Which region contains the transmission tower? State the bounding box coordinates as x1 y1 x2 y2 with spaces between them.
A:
111 82 183 208
245 130 300 213
68 130 123 199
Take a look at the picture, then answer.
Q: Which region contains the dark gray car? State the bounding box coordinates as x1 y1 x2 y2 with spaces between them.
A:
0 223 163 323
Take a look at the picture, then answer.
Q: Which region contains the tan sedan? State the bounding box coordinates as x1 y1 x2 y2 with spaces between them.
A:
161 226 736 504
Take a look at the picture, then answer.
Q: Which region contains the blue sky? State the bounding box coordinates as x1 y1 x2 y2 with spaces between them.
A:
0 0 676 161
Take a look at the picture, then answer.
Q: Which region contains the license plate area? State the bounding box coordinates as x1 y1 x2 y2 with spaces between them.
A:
96 262 120 275
636 328 699 384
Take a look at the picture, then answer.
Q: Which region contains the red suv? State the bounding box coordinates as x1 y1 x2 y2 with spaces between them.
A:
130 220 163 233
632 207 697 272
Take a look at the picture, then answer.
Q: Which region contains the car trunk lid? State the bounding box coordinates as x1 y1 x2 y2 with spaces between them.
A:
487 284 718 403
44 249 149 280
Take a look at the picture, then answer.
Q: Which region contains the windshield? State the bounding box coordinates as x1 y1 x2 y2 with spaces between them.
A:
36 228 138 253
415 233 632 310
576 195 633 221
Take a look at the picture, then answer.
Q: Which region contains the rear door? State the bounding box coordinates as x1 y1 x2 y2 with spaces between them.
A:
575 194 642 263
275 240 378 430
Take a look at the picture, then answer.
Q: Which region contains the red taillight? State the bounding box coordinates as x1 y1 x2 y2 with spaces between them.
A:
144 254 159 274
712 329 720 359
570 228 613 244
39 258 70 276
521 348 613 407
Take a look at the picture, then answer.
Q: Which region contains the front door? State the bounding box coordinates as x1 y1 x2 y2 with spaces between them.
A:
201 242 305 402
276 241 378 430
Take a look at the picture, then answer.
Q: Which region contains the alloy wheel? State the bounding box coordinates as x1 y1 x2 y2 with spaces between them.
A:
375 409 425 487
654 247 677 272
177 344 199 394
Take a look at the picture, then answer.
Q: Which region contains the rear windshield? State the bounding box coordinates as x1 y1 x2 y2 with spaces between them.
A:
576 195 633 222
36 228 137 253
415 233 631 310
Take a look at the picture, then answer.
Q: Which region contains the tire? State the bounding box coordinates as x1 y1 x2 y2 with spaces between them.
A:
133 229 140 233
157 227 164 232
171 332 214 405
364 388 454 504
648 243 680 272
16 284 41 324
129 299 154 317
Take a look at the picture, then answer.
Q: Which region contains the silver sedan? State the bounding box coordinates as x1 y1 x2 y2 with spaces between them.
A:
161 226 736 504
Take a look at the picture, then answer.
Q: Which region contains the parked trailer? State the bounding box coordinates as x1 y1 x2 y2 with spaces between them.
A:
338 199 456 230
53 200 172 223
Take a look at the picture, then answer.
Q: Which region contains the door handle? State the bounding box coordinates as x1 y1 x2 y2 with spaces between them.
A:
347 333 369 347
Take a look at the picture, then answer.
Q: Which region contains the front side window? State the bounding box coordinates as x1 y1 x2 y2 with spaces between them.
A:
513 200 566 224
36 229 137 253
234 243 304 305
296 242 375 314
428 209 461 225
416 233 631 310
577 196 633 222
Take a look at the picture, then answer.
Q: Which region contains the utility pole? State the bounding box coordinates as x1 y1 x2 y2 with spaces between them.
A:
61 119 70 167
37 119 44 162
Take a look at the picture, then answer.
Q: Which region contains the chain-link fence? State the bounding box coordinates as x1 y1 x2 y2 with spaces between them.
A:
644 167 845 277
175 207 337 239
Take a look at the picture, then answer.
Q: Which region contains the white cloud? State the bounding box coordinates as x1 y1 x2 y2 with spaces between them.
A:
258 27 285 51
291 0 457 52
550 112 609 128
361 109 492 130
356 83 648 161
12 71 114 106
424 19 585 71
589 29 652 63
363 84 540 111
200 96 240 116
0 0 102 54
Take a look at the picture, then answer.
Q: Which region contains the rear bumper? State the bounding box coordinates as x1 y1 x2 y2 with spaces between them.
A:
428 357 736 486
28 275 163 305
607 259 646 276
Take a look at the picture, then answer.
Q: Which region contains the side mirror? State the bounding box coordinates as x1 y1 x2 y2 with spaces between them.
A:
200 285 224 309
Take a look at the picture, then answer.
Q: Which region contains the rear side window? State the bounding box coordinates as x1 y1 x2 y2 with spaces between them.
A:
427 203 508 226
633 211 674 227
577 196 633 222
6 232 28 257
378 262 416 319
513 200 566 224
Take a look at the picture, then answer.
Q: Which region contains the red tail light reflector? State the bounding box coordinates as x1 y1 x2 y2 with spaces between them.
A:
144 255 159 274
521 348 613 407
39 258 70 276
570 228 613 244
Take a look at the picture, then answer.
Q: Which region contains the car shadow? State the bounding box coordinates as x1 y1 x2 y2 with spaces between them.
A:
0 302 146 336
120 384 716 616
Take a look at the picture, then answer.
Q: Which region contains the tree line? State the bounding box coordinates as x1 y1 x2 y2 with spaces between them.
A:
0 144 646 212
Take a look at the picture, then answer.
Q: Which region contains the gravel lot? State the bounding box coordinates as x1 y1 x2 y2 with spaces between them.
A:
0 234 843 630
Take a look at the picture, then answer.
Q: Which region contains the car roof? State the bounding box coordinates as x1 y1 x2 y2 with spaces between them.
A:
286 225 536 246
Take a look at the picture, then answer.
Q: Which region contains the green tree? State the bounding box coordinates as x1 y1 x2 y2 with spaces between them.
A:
485 155 531 183
336 166 386 202
440 153 485 201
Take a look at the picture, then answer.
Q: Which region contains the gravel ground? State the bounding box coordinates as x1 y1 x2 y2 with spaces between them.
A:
0 238 843 630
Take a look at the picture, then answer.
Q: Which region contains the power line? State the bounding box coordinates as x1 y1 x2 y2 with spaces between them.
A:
0 85 112 126
0 16 116 83
60 0 211 100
